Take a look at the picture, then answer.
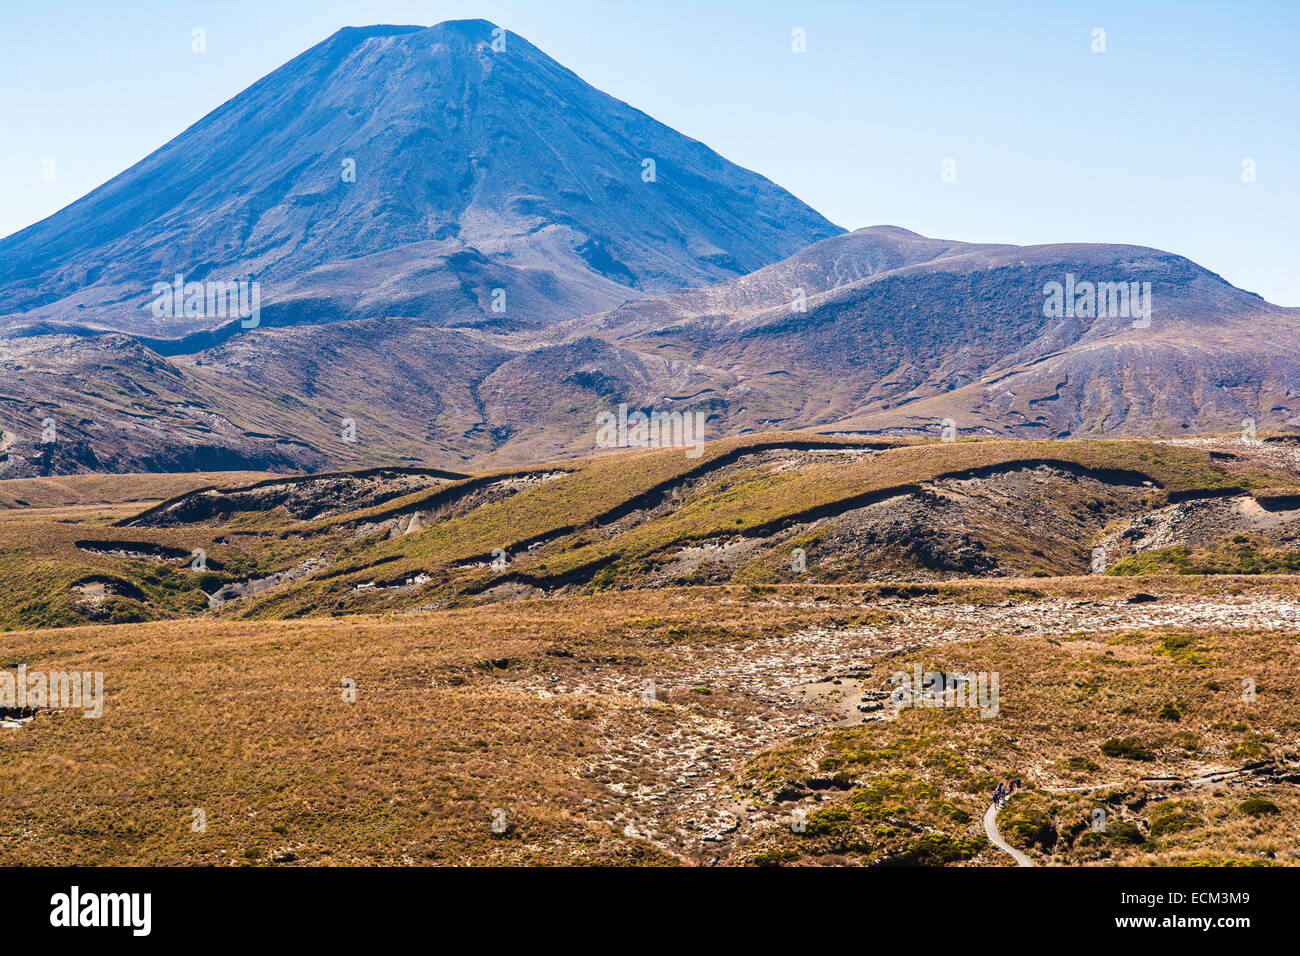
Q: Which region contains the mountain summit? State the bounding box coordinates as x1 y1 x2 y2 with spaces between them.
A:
0 20 840 340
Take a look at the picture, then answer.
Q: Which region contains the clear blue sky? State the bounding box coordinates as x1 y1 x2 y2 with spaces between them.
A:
2 0 1297 304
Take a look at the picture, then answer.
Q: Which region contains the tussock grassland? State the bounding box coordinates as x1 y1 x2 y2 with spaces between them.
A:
231 436 1300 621
2 434 1298 865
0 471 275 510
738 620 1300 866
2 579 1298 866
1 434 1298 631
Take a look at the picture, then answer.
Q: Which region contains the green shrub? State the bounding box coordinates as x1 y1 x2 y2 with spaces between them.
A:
896 832 983 866
1105 819 1146 844
1150 806 1202 839
1238 798 1279 817
1230 734 1272 759
753 849 799 867
805 807 851 836
1100 737 1155 761
939 803 971 824
1064 756 1100 772
1004 806 1057 850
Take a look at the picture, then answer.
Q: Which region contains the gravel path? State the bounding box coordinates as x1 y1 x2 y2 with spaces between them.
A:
983 800 1035 867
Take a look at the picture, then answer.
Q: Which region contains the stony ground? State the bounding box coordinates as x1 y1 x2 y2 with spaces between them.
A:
3 577 1298 865
496 584 1300 863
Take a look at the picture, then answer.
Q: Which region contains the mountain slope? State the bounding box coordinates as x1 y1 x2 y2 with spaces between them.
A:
0 20 840 340
3 226 1297 477
489 226 1300 457
2 18 1295 476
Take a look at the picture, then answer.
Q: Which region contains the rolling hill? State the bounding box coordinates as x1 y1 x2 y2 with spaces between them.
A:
3 224 1298 477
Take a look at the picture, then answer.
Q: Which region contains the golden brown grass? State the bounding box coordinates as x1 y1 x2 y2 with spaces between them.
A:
2 577 1298 866
0 471 277 510
737 616 1300 866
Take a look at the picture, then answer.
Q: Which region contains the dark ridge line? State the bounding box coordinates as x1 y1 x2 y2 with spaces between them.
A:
118 464 474 527
195 463 471 495
450 439 896 566
1165 486 1246 505
366 566 436 589
452 451 1159 580
125 438 888 538
460 555 620 596
456 458 1245 595
1255 493 1300 511
73 538 192 559
585 439 897 528
731 458 1167 540
313 553 405 581
310 468 575 537
453 523 580 569
67 573 150 601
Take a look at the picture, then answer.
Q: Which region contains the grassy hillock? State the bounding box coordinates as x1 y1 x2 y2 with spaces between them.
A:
1 433 1297 631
